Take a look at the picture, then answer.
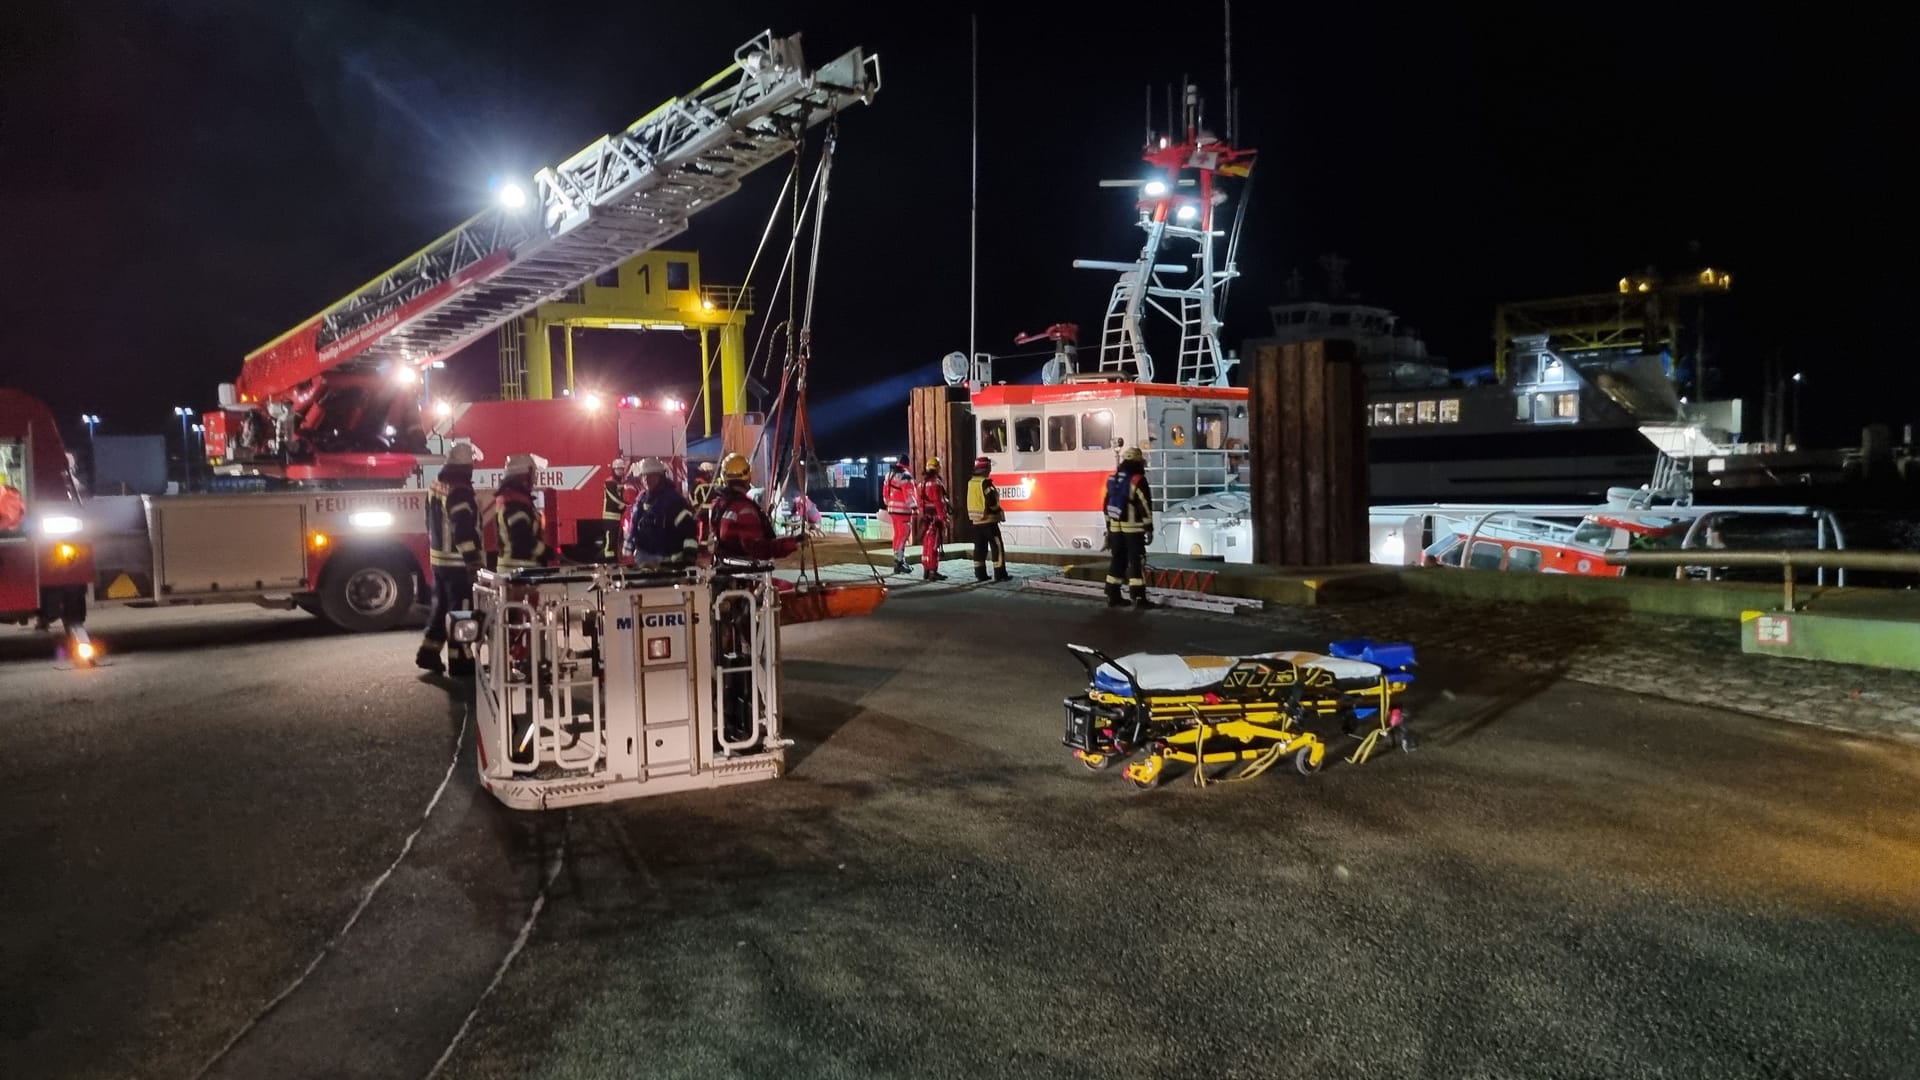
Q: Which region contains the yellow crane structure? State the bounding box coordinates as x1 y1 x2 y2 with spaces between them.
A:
496 249 752 437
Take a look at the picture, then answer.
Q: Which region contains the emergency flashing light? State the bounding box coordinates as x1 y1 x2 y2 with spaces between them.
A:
661 397 683 412
349 510 394 529
434 400 454 418
40 515 82 537
75 641 97 663
394 366 419 386
309 532 330 550
583 392 604 412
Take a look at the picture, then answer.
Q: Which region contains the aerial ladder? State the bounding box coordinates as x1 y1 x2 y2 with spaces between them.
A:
208 30 879 484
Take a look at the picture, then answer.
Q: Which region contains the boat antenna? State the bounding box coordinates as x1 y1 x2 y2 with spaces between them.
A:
1224 0 1234 143
1144 84 1152 144
969 11 978 370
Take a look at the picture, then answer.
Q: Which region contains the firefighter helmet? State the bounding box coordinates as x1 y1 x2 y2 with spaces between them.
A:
1120 446 1146 464
634 456 668 477
696 460 716 475
504 453 539 477
612 456 629 473
889 457 908 471
446 442 479 467
720 452 752 482
926 456 941 470
973 455 991 474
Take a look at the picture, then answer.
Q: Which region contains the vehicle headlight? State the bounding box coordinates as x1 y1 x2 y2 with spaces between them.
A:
40 515 82 537
449 614 482 643
349 510 393 529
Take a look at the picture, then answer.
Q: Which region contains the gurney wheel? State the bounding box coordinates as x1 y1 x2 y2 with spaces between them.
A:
1079 752 1113 771
1396 729 1418 753
1293 747 1322 776
1122 757 1163 790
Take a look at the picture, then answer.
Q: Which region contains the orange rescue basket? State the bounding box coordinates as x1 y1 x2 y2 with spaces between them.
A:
778 581 888 626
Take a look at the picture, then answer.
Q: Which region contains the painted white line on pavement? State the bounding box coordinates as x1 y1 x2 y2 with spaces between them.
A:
425 838 568 1079
190 705 473 1080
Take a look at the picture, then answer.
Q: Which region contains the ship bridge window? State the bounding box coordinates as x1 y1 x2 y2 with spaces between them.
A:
1555 392 1579 419
1416 400 1437 424
1439 398 1461 423
666 260 691 290
1374 403 1394 426
1081 409 1114 449
1507 547 1542 572
1046 415 1077 451
1395 401 1417 425
1196 408 1227 449
1014 415 1042 453
1468 542 1505 570
979 418 1007 454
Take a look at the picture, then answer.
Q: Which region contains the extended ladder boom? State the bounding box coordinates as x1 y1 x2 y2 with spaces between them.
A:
238 31 879 403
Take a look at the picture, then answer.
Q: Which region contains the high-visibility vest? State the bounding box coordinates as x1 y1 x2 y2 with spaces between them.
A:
966 475 1002 525
426 479 481 567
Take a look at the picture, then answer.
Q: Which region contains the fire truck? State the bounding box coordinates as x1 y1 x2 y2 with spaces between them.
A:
2 30 878 648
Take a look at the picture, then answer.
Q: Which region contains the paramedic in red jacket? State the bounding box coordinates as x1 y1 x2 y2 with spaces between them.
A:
881 457 917 575
918 456 949 581
709 452 803 563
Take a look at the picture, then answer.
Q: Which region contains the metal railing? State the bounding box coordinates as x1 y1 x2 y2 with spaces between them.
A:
1147 447 1250 512
1606 549 1920 610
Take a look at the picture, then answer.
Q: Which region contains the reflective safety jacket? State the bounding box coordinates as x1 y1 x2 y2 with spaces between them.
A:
966 475 1003 525
882 472 917 515
494 481 553 569
602 476 627 521
427 465 482 568
627 481 699 565
918 474 948 523
711 485 801 562
1103 470 1153 534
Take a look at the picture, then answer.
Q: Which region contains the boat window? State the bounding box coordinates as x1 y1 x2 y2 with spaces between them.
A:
979 418 1007 454
1014 416 1042 453
1439 398 1461 423
1374 403 1394 426
666 260 691 290
1570 521 1612 546
1555 392 1579 419
1081 409 1114 449
1395 401 1417 425
1416 400 1437 423
1533 392 1554 422
1514 395 1530 421
1168 424 1186 446
1468 542 1505 570
1046 415 1077 451
1195 408 1228 449
1506 547 1542 572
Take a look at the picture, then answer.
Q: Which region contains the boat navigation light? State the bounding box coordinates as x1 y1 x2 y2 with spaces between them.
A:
1143 180 1168 197
1176 203 1199 222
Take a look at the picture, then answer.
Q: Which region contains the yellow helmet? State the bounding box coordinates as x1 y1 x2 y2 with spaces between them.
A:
926 456 941 470
720 452 752 482
1121 446 1145 464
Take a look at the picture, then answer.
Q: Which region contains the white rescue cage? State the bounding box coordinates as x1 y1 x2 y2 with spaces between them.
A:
454 562 787 810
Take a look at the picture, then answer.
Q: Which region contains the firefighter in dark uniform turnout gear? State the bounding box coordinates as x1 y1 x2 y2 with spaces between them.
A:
918 456 949 581
625 457 700 566
1104 445 1155 608
601 456 630 559
882 457 917 575
708 453 803 562
495 453 556 570
417 441 484 675
967 455 1010 582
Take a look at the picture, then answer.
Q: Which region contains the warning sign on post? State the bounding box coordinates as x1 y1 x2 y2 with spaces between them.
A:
1755 615 1793 646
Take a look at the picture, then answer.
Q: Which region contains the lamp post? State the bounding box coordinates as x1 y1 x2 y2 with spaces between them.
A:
1790 372 1804 451
173 406 193 492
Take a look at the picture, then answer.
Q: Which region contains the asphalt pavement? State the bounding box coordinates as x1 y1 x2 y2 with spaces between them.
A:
3 583 1918 1079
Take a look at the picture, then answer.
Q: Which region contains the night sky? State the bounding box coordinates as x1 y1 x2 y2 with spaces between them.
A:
1 1 1904 456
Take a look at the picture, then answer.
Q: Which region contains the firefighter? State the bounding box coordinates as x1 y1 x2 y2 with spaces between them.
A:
1103 445 1155 608
625 457 700 567
601 455 630 559
689 460 719 542
416 442 484 675
918 456 949 581
709 452 803 562
495 453 556 570
967 455 1010 582
881 457 917 575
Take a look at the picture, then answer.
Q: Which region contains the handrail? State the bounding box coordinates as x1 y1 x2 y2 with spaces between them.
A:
1604 549 1920 610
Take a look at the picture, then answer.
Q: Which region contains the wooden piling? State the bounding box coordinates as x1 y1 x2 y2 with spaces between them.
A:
906 386 977 545
1245 339 1368 566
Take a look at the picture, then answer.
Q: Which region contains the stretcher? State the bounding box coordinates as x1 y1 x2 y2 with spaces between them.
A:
1061 638 1418 790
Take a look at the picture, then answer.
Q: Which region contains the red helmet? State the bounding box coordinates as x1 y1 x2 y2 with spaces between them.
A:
973 455 991 474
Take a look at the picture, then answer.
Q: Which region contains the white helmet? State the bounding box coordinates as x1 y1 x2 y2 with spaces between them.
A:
446 442 479 466
504 452 539 477
631 456 668 478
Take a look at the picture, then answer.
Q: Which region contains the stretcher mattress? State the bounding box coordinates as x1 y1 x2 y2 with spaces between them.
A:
1094 650 1382 695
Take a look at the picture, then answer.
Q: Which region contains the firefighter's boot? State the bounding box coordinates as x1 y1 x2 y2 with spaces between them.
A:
993 567 1012 583
893 556 909 575
1105 583 1125 607
415 644 446 674
974 564 989 582
1131 586 1157 610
